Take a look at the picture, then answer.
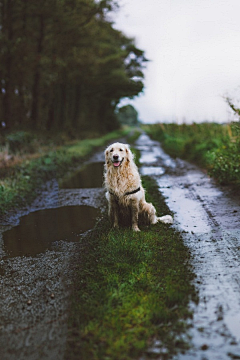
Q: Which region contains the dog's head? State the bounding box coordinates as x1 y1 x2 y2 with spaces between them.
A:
105 142 133 168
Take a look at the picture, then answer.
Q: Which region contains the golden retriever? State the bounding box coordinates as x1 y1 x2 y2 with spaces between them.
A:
104 142 173 231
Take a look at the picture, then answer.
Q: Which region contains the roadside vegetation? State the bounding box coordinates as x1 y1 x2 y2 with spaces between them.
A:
0 127 133 215
66 176 197 360
143 122 240 186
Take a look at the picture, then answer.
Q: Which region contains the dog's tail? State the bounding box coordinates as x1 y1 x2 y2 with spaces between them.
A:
157 215 173 224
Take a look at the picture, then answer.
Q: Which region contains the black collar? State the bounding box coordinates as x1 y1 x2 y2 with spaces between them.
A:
109 187 141 197
124 187 141 196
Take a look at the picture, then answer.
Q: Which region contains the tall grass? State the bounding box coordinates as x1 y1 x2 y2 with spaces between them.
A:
143 122 240 186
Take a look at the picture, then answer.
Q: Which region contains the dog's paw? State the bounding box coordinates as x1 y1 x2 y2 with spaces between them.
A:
132 225 141 232
158 215 173 224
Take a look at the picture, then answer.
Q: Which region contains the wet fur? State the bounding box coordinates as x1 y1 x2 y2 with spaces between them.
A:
104 142 173 231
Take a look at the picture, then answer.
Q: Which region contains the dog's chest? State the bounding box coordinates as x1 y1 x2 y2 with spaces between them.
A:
108 172 135 195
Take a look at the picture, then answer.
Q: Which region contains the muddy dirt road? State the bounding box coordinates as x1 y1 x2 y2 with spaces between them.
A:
1 134 240 360
0 151 106 360
136 134 240 360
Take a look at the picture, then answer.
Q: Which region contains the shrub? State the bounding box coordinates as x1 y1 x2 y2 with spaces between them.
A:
143 122 240 186
209 145 240 184
6 131 36 154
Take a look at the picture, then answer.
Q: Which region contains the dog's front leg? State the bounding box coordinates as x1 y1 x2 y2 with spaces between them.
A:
130 200 140 232
109 196 119 229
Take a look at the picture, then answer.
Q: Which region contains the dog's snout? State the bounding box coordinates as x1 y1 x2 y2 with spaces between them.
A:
113 154 119 160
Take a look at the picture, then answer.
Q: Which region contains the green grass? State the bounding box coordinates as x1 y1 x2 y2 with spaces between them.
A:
143 122 240 186
0 127 134 215
65 176 197 360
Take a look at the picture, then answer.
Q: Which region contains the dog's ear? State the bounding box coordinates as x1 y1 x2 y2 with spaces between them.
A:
125 144 134 162
105 148 110 165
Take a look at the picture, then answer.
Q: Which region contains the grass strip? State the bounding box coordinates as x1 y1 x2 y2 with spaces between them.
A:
0 127 132 215
66 176 197 360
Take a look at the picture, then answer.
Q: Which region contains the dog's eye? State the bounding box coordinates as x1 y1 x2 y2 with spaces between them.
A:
120 149 123 152
110 148 113 152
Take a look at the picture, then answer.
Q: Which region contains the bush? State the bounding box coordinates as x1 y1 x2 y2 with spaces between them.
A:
209 144 240 184
6 131 36 154
143 122 240 186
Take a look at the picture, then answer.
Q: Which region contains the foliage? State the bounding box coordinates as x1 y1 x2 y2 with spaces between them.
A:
0 0 147 133
116 104 139 126
66 176 196 360
5 131 36 154
143 122 240 186
224 96 240 120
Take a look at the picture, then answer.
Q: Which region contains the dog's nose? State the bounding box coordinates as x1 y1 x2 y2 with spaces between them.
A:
113 155 119 160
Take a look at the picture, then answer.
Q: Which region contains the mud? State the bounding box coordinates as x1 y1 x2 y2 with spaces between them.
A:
136 134 240 360
0 149 106 360
59 162 105 189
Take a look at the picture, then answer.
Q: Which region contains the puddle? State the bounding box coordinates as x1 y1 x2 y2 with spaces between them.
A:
135 134 176 168
140 166 165 176
156 176 211 233
60 162 104 189
225 313 240 341
3 205 100 258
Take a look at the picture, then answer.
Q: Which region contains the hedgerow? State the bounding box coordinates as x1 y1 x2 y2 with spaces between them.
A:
143 122 240 186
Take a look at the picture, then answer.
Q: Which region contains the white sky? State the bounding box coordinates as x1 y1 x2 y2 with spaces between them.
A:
113 0 240 123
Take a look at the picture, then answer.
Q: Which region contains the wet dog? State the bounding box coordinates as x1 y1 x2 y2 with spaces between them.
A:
104 142 173 231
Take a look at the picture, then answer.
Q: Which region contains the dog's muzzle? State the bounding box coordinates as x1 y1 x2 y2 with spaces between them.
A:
112 156 124 167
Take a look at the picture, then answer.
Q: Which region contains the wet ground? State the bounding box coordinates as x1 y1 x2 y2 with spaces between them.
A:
0 151 106 360
1 134 240 360
135 134 240 360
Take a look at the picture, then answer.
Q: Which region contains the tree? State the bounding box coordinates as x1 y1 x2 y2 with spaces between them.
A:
116 104 139 126
0 0 147 134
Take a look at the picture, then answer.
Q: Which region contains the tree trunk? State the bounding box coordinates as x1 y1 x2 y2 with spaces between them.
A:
3 0 13 128
17 0 28 126
31 15 45 129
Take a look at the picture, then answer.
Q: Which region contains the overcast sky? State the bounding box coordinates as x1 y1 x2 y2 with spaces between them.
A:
113 0 240 123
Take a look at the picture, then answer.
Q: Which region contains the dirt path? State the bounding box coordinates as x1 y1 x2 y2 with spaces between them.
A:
136 134 240 360
0 150 106 360
1 134 240 360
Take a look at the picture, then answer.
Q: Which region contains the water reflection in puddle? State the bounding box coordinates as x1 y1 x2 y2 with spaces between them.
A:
225 313 240 341
139 150 161 164
3 205 100 258
140 166 165 176
60 162 104 189
157 177 211 233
